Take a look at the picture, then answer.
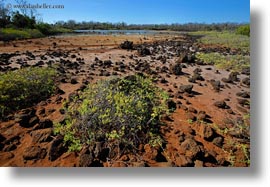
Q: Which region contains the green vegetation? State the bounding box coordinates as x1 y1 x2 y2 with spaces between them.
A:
0 28 44 41
190 31 250 51
196 52 250 72
35 23 72 35
0 8 72 41
54 75 169 155
189 30 250 72
0 67 57 118
236 24 250 37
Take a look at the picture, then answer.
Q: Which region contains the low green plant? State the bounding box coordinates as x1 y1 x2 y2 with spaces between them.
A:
238 143 250 166
196 52 250 72
189 30 250 51
54 74 169 155
0 28 44 41
0 67 57 118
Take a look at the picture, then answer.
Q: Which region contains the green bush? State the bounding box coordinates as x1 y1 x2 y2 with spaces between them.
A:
0 67 57 118
0 28 44 41
236 25 250 37
54 74 169 154
36 23 73 35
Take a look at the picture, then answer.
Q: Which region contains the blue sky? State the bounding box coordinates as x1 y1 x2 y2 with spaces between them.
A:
8 0 250 24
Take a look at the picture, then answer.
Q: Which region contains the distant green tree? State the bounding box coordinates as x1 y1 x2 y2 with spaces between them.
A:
12 11 36 28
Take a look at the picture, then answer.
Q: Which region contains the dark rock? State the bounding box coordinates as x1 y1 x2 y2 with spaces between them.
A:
236 91 250 98
177 53 195 64
23 146 45 160
160 77 168 84
180 138 202 159
228 72 239 82
170 63 182 75
59 108 65 114
36 61 45 66
103 60 112 67
70 78 78 84
56 88 65 95
0 152 14 162
48 135 67 161
227 109 234 114
192 73 204 81
241 67 250 75
167 99 176 111
199 125 214 140
210 80 221 92
188 77 196 83
120 41 133 50
237 98 250 106
197 111 207 121
138 47 151 56
3 144 17 152
179 134 185 143
188 107 197 114
242 77 250 86
221 77 232 83
161 66 169 73
0 133 6 143
98 148 110 162
31 129 53 143
33 119 54 130
212 137 223 147
193 68 202 74
214 100 228 109
14 108 36 126
179 84 193 93
15 109 39 128
79 148 94 167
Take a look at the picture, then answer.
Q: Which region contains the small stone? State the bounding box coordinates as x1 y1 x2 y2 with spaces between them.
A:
3 144 17 152
70 78 78 84
31 129 53 143
194 160 204 167
214 100 228 109
23 146 44 160
212 137 223 147
199 125 214 140
179 84 193 93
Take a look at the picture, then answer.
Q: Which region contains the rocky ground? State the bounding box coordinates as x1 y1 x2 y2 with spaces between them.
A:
0 33 250 167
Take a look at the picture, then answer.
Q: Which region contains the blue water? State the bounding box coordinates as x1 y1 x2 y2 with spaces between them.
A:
73 29 160 35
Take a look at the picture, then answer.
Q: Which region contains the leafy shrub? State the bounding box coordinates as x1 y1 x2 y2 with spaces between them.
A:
0 67 57 118
54 74 169 154
0 28 44 41
236 25 250 37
